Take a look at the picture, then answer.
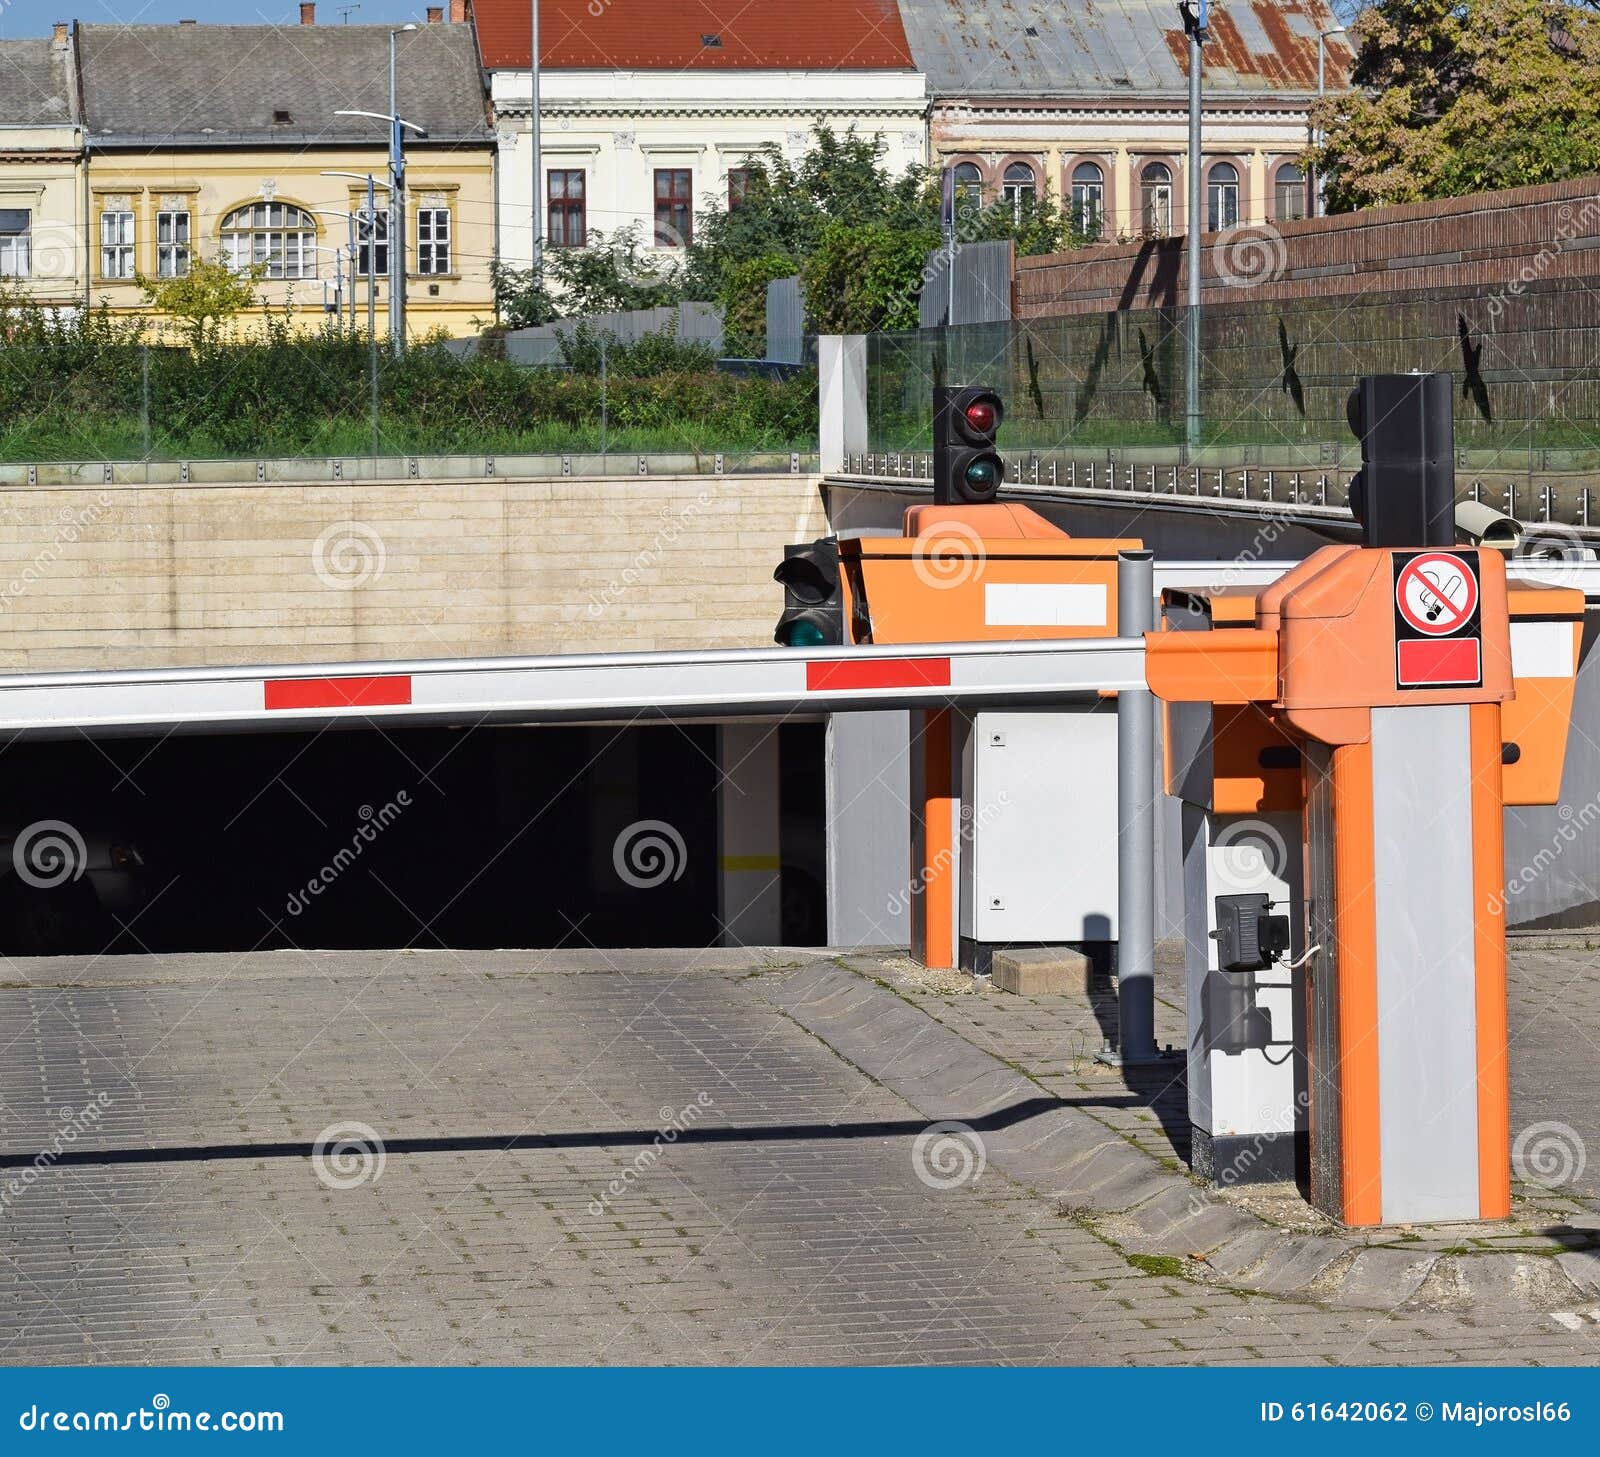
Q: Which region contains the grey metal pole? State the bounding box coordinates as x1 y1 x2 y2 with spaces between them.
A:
1115 549 1160 1063
1185 6 1204 455
367 173 379 457
388 30 407 354
530 0 543 288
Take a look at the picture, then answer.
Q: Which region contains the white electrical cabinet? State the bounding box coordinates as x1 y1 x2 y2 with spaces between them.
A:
958 707 1120 944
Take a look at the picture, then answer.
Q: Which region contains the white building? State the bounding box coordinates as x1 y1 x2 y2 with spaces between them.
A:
472 0 928 271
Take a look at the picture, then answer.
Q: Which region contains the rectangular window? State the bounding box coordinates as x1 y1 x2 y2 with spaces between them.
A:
727 167 757 210
100 209 134 279
547 170 585 249
156 208 190 278
0 208 29 279
653 168 692 248
417 206 452 273
357 208 390 277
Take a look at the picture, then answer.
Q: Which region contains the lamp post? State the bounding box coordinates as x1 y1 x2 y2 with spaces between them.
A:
530 0 543 289
1316 26 1347 218
1180 0 1207 455
323 170 385 454
310 208 359 330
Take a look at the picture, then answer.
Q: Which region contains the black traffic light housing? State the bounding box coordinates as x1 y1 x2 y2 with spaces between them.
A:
1345 372 1455 548
934 385 1005 504
773 537 843 647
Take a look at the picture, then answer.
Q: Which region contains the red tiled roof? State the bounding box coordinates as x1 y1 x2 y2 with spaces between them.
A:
472 0 916 70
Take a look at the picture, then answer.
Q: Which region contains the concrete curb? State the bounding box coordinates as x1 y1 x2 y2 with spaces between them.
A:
767 959 1598 1316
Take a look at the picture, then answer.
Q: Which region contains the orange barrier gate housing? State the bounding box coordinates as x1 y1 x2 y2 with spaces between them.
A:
1148 544 1583 1226
839 505 1140 972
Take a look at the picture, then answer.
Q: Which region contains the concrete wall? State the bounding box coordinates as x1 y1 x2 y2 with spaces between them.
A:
0 473 827 671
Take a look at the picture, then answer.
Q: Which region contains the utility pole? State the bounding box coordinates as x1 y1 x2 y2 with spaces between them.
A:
388 24 416 354
530 0 543 288
1181 0 1207 456
1316 27 1347 218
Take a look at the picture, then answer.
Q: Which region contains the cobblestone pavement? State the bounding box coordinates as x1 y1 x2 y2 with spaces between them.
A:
877 941 1600 1208
0 948 1597 1366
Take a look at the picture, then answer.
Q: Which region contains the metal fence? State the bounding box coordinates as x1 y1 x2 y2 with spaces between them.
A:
0 323 819 474
868 274 1600 476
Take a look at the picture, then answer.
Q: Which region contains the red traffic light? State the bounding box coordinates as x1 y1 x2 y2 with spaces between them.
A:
964 399 997 433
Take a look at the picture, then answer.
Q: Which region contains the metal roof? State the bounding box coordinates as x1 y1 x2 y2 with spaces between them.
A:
897 0 1353 98
472 0 917 70
0 37 77 129
76 23 492 148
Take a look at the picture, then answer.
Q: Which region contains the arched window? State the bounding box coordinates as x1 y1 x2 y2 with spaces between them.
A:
1273 163 1308 222
1207 162 1240 232
1140 162 1173 237
949 161 983 213
220 201 318 279
1070 161 1105 239
1001 161 1037 220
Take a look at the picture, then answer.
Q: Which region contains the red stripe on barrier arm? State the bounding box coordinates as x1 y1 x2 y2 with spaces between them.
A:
805 657 951 693
264 675 413 711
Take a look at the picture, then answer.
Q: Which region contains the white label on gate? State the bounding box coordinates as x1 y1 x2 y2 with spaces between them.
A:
984 583 1107 628
1511 620 1576 678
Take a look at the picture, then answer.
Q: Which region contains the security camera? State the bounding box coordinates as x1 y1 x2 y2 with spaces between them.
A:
1454 500 1522 551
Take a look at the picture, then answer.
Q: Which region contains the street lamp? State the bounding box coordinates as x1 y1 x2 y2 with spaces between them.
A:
335 22 423 354
530 0 543 290
1316 26 1348 218
310 208 361 330
322 170 389 344
1179 0 1207 454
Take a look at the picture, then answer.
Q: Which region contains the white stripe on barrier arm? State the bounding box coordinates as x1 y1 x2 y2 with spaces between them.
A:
0 638 1149 741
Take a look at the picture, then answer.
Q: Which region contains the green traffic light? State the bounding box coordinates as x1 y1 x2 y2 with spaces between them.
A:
780 620 829 647
964 458 1000 490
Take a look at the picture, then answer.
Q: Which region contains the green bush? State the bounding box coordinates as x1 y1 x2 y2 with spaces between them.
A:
0 294 816 461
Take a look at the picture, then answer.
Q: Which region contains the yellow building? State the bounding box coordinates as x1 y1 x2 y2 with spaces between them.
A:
0 26 86 315
77 12 497 340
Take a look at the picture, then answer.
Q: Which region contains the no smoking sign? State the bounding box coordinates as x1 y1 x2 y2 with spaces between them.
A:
1392 550 1483 688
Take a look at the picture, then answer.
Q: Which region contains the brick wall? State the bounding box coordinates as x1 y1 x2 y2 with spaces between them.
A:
1016 176 1600 317
0 474 827 672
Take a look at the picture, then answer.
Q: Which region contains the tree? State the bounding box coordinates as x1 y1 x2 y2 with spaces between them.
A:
136 257 264 348
492 223 684 328
799 220 939 334
1314 0 1600 209
718 252 798 356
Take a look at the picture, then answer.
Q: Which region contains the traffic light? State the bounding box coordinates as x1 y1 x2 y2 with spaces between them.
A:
1345 372 1455 548
933 385 1005 504
773 537 843 646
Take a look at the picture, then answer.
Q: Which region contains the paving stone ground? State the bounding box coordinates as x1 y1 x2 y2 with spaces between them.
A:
0 945 1597 1366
